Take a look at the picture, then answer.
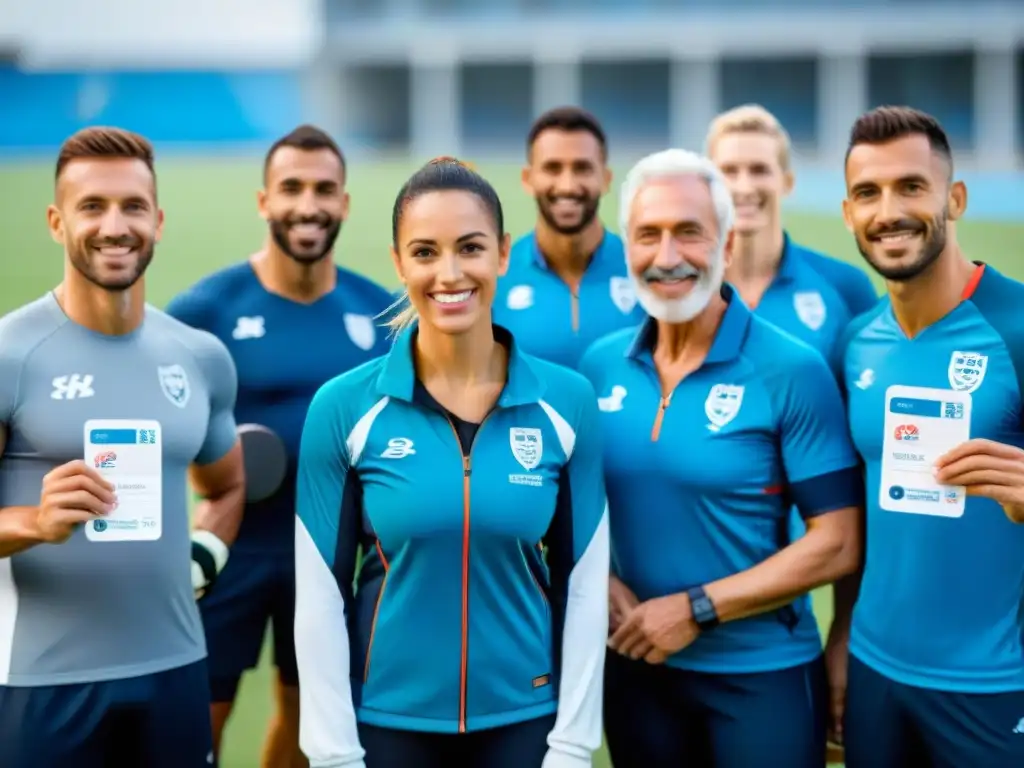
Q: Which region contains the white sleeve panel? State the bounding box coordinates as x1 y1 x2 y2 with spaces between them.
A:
294 518 366 768
546 507 610 761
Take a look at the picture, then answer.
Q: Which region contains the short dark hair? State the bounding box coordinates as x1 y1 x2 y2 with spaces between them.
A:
846 106 953 169
526 106 608 160
391 156 504 247
55 126 155 184
263 124 347 182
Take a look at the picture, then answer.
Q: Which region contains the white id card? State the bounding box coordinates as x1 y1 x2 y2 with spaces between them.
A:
880 386 972 518
83 420 163 541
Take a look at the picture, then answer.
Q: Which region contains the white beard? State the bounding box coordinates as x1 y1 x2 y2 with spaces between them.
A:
631 241 727 323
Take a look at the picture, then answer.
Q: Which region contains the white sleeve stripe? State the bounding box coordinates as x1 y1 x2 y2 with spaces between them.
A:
538 399 577 460
295 518 366 767
345 396 389 466
546 507 610 759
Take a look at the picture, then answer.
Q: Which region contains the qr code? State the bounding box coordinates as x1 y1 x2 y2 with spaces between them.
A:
943 402 964 420
139 429 157 444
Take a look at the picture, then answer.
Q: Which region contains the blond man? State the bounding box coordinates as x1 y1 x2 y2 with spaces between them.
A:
706 104 878 366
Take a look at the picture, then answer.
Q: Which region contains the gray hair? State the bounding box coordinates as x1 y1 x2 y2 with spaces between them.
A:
619 148 736 240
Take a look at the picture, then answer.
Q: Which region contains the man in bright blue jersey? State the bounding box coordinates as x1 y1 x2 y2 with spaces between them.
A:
580 148 863 767
830 106 1024 768
706 104 878 371
707 105 880 554
492 107 646 369
166 125 394 768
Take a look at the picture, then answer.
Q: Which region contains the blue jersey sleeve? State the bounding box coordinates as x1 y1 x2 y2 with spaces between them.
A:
191 332 239 466
577 343 602 393
969 268 1024 431
578 328 633 393
543 384 609 761
775 350 864 518
837 266 879 318
802 251 878 319
165 287 213 331
294 381 365 766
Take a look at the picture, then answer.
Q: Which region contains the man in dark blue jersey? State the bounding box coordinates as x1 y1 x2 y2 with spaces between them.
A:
492 107 646 369
832 106 1024 768
166 125 394 768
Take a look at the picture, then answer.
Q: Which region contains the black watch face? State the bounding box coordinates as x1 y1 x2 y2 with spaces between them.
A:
692 595 716 625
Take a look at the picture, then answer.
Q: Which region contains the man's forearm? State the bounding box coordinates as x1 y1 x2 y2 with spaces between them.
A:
192 485 245 546
830 568 862 636
0 506 43 558
703 513 860 624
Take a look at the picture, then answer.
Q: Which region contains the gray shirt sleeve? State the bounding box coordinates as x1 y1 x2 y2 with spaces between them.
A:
0 325 21 426
189 330 239 466
0 310 40 428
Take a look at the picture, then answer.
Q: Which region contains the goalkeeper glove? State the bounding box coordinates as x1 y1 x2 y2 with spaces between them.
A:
191 529 229 599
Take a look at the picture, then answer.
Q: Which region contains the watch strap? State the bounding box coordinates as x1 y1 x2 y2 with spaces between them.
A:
687 585 719 631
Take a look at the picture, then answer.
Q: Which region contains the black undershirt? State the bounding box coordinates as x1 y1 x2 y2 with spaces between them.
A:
414 380 482 455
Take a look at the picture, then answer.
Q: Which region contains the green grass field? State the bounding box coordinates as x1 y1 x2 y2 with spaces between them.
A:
1 157 1021 767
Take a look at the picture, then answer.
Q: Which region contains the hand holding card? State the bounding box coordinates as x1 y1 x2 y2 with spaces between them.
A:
36 459 117 543
935 438 1024 524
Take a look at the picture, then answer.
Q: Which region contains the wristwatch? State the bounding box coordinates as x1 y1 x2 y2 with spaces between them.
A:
687 585 719 631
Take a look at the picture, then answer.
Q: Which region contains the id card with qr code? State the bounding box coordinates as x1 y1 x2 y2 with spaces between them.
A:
880 386 971 518
83 420 163 541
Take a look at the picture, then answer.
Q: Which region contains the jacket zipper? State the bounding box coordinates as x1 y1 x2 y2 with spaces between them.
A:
445 413 493 733
650 394 672 441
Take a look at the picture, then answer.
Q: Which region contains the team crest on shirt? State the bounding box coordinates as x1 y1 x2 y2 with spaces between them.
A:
506 285 534 310
947 351 988 393
343 313 376 351
609 277 638 314
704 384 745 432
509 427 543 471
598 385 627 412
157 364 191 408
793 291 826 331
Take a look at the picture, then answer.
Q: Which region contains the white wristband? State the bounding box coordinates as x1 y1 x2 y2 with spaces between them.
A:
191 529 230 572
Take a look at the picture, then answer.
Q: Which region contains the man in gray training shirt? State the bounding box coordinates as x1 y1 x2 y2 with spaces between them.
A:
0 126 246 768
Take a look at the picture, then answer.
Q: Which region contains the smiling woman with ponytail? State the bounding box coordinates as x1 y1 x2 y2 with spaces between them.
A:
293 156 610 768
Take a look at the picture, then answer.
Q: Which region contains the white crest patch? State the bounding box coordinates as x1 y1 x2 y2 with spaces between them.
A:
704 384 745 432
158 364 191 409
598 385 627 413
947 351 988 393
232 316 265 340
609 276 638 314
509 427 543 471
793 291 827 331
506 285 534 310
344 313 376 352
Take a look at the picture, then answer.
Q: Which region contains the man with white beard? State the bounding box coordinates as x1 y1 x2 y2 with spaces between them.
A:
579 149 864 767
